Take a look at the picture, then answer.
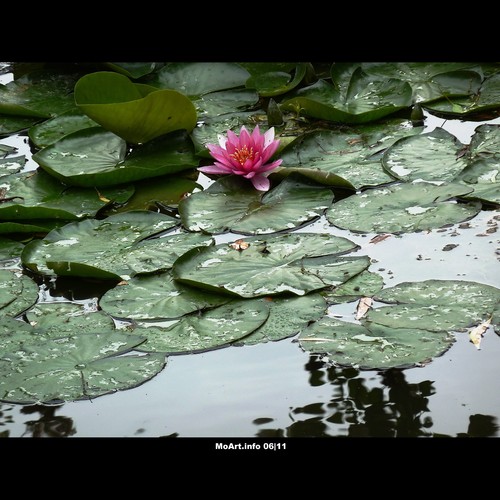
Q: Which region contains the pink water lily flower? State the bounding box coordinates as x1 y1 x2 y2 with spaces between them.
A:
198 125 283 191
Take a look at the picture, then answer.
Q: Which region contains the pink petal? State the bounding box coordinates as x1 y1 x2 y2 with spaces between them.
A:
260 141 280 163
217 134 228 149
263 127 275 148
226 129 240 148
239 126 251 148
258 159 282 173
251 174 271 191
198 163 234 174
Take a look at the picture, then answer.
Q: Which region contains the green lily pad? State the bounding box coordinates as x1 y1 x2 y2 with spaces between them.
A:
105 62 162 80
0 169 134 220
456 157 500 205
33 127 199 187
0 316 41 352
172 232 370 298
241 62 308 97
469 124 500 159
298 316 454 370
281 68 412 124
0 238 24 261
0 331 166 404
0 155 25 177
25 302 117 337
238 293 327 346
367 280 500 332
326 182 481 234
0 115 40 135
28 108 98 148
190 110 267 157
0 220 65 235
152 62 250 97
382 128 468 182
99 271 229 320
361 63 482 103
128 298 270 354
0 70 78 118
0 269 38 317
21 211 180 280
111 176 200 213
194 89 261 119
277 120 422 190
322 270 385 304
74 71 197 144
423 71 500 118
178 174 334 235
0 144 17 156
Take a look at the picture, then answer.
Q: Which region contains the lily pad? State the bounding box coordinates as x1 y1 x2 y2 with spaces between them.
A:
0 155 25 177
0 238 24 261
74 71 197 144
0 169 134 220
382 128 468 183
99 271 230 320
0 71 78 118
0 269 38 317
152 62 250 97
0 331 166 404
0 115 40 135
361 63 482 103
366 280 500 332
0 316 41 352
111 176 201 213
172 232 370 298
298 316 454 370
25 302 117 337
241 63 308 97
281 68 412 124
237 293 327 346
194 89 261 119
178 174 334 235
105 62 162 79
128 298 270 354
456 157 500 205
33 127 199 187
190 110 267 157
28 108 98 148
322 270 385 304
277 121 422 190
0 220 65 235
469 124 500 159
21 211 180 280
326 182 481 234
423 71 500 118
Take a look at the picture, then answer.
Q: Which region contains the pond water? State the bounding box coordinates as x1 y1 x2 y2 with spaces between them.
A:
0 67 499 440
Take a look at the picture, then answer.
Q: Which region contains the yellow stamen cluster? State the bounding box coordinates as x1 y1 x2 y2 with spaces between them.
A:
230 145 254 165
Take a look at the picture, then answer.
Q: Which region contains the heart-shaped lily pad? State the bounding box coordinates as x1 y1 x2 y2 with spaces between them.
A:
298 316 454 370
0 331 166 404
74 71 197 144
366 280 500 332
173 232 370 298
128 298 270 353
99 271 229 320
33 127 199 187
326 182 481 234
21 211 181 280
179 174 334 234
0 269 39 317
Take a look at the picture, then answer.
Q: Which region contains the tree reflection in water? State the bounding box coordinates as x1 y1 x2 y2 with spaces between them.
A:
254 354 499 438
20 405 76 438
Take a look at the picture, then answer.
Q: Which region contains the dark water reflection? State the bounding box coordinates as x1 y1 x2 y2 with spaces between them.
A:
254 355 499 438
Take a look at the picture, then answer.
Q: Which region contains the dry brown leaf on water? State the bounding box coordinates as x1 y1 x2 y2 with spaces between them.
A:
369 234 392 244
356 297 373 320
469 316 492 350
